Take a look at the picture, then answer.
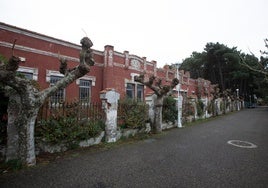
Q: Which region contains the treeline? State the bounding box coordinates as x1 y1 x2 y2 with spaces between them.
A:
180 42 268 103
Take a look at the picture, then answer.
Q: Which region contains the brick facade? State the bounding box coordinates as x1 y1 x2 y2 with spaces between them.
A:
0 22 214 102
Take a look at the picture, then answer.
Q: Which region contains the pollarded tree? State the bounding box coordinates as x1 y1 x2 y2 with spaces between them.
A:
134 74 179 133
0 37 95 166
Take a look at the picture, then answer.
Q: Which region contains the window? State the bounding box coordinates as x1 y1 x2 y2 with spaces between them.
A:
19 72 33 80
17 66 38 80
126 83 144 101
137 84 144 101
126 83 135 99
50 76 64 103
79 79 92 102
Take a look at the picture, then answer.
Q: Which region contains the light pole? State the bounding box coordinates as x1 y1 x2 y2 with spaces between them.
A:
175 63 182 128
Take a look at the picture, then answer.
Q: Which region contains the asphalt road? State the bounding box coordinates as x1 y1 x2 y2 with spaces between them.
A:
1 107 268 188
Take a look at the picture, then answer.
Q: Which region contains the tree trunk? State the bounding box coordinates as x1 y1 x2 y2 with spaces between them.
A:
17 108 38 166
217 59 225 91
6 93 40 166
6 94 21 161
153 96 163 133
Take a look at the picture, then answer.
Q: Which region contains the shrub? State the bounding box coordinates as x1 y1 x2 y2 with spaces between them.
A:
162 96 178 123
80 120 105 138
118 99 148 129
196 99 204 117
220 101 224 111
5 159 23 171
183 101 195 117
207 101 213 114
35 117 104 145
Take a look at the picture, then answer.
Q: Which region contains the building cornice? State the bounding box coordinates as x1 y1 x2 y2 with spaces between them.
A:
0 41 79 62
0 22 81 50
0 22 103 57
0 41 103 67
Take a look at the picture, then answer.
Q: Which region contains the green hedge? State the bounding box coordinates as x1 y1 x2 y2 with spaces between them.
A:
118 99 148 129
162 96 178 124
35 117 105 145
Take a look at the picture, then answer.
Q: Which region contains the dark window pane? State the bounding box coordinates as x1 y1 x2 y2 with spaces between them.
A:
50 76 64 103
137 84 144 101
79 79 91 102
19 72 33 80
126 83 134 99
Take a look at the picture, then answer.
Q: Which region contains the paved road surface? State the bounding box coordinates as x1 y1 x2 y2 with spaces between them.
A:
1 107 268 188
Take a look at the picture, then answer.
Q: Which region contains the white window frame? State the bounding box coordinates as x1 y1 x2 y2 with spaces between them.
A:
78 79 92 103
76 75 95 103
46 70 65 103
18 66 38 80
125 73 145 101
76 75 96 86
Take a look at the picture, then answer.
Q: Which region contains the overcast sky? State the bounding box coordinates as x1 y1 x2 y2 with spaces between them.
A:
1 0 267 67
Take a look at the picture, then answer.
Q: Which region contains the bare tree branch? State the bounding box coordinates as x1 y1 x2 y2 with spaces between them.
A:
239 55 268 76
12 39 17 57
40 37 95 102
239 38 268 78
134 74 179 97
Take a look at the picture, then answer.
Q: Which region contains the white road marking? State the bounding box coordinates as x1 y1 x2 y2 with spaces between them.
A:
227 140 258 149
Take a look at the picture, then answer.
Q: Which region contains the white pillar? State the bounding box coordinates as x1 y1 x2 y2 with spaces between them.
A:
177 92 183 128
100 89 120 143
176 65 182 128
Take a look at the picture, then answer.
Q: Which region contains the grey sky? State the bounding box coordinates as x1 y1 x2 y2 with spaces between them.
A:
1 0 267 67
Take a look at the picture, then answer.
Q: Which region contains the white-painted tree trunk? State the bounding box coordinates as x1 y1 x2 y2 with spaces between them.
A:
6 92 41 165
19 110 38 165
6 94 20 161
153 96 163 133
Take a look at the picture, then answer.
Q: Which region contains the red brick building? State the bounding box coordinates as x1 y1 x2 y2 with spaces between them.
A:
0 22 213 103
